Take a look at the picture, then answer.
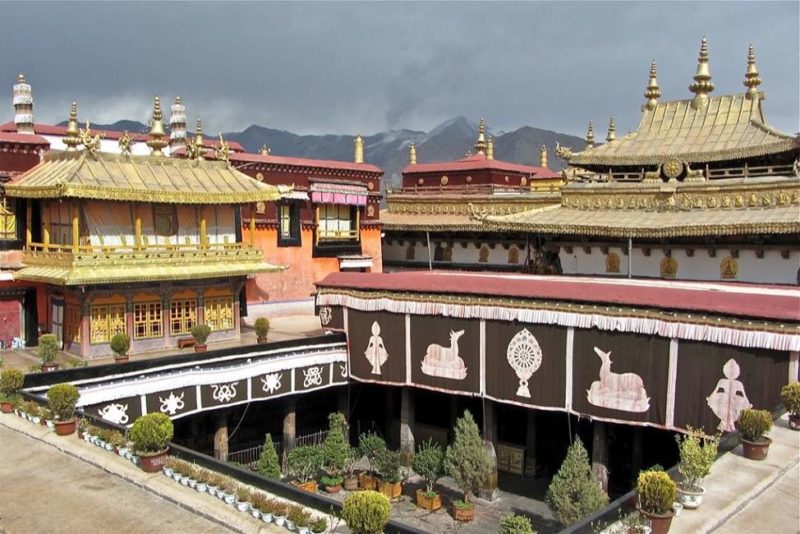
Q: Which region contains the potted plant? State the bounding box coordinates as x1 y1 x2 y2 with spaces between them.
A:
357 431 386 490
321 412 349 493
288 505 310 533
0 368 24 413
341 490 391 534
235 486 251 513
250 493 272 523
191 324 211 353
545 437 609 526
272 501 288 528
500 513 535 534
375 449 403 500
110 332 131 364
444 410 491 522
343 446 360 491
636 469 676 534
39 333 60 372
780 382 800 430
311 517 328 534
257 433 281 479
287 445 323 492
413 438 444 511
254 317 270 344
674 428 719 509
47 382 80 435
129 412 174 472
738 408 773 460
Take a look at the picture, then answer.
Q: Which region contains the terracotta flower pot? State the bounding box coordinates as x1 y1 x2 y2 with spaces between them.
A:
741 436 772 460
453 503 475 522
324 484 342 494
194 344 207 353
139 448 169 472
358 473 377 490
114 355 129 364
54 418 76 436
257 336 267 344
292 480 318 493
378 479 402 500
638 509 674 534
0 401 13 414
415 489 442 511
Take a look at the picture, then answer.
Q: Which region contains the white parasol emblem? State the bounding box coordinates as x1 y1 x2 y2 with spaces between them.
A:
506 329 542 398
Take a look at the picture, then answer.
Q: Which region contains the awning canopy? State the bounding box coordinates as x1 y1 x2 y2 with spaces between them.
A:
338 255 373 270
310 181 368 206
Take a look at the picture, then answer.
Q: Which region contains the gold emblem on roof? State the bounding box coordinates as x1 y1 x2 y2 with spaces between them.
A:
79 120 102 155
214 133 231 163
118 130 134 156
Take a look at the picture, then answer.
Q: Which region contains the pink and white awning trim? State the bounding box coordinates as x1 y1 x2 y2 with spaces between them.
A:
310 181 368 206
317 293 800 352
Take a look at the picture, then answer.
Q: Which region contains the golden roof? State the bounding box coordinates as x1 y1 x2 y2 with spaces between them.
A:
569 93 798 167
5 150 282 204
479 178 800 238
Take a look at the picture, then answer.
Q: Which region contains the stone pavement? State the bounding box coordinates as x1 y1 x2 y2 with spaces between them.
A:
671 414 800 534
0 413 297 534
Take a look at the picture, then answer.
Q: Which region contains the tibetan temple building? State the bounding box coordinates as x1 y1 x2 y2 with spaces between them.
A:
381 119 564 272
479 40 800 284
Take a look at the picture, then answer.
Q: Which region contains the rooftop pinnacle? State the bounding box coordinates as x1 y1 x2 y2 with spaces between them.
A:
644 61 661 110
689 37 715 109
743 44 762 100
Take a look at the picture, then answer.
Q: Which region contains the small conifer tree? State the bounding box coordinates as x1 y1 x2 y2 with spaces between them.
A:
257 433 281 479
545 437 609 527
444 409 491 505
322 412 350 476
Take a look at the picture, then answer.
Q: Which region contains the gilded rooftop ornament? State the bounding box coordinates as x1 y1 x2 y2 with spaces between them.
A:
690 37 715 109
146 96 168 156
743 44 762 100
606 116 616 142
118 130 134 156
63 101 80 151
354 135 364 163
644 61 661 111
539 145 548 168
189 118 204 160
79 120 102 155
408 142 417 165
214 133 231 163
474 118 488 154
554 142 572 161
260 144 270 156
585 120 595 147
486 136 495 160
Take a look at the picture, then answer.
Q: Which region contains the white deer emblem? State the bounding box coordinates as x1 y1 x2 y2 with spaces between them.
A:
586 346 650 412
421 329 467 380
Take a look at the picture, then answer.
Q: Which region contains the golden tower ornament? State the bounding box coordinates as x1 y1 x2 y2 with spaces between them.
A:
63 101 80 151
689 37 715 109
118 130 134 156
743 44 762 100
260 144 270 156
486 136 495 160
214 133 231 163
474 118 487 154
146 96 168 156
408 142 417 165
354 135 364 163
188 118 204 160
644 61 661 110
585 120 595 147
539 145 548 168
606 116 616 142
78 120 102 155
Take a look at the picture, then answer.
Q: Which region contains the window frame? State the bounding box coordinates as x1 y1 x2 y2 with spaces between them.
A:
204 295 234 332
89 303 126 344
169 298 197 336
277 201 302 247
133 301 163 340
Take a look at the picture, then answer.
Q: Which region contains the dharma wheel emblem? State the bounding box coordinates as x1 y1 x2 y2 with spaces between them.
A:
506 329 542 398
661 159 684 180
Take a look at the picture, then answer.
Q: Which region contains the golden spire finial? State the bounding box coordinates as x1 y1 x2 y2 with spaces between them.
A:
64 101 80 151
474 118 487 154
644 60 661 110
689 37 715 109
743 44 762 100
585 120 595 147
146 96 168 156
354 134 364 163
408 142 417 165
260 144 270 156
214 133 231 163
539 144 548 168
190 118 204 160
486 136 495 160
606 116 616 142
17 74 25 83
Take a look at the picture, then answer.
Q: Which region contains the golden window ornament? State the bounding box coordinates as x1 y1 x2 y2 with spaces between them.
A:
0 198 16 240
64 303 82 344
133 301 162 339
170 298 197 335
90 304 125 344
205 296 234 332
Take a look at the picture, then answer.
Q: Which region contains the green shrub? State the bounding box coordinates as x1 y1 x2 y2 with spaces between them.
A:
375 449 402 483
38 333 59 363
545 438 608 526
499 513 536 534
675 428 719 490
322 412 350 476
46 383 79 420
738 408 773 442
191 324 211 345
257 433 281 479
254 317 270 339
311 517 328 534
444 409 491 504
321 474 343 487
287 445 323 483
780 382 800 416
341 490 391 534
413 438 444 493
110 333 131 356
129 413 174 453
636 469 676 515
358 431 386 476
0 368 24 399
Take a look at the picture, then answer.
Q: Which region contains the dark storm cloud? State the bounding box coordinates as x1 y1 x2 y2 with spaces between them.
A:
0 2 797 137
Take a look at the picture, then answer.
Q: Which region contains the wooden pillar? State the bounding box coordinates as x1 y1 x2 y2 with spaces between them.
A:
356 207 361 242
480 399 499 501
213 412 229 461
282 397 297 471
134 216 142 249
399 387 415 467
199 208 208 248
314 206 320 246
25 199 32 247
524 410 537 478
42 223 50 250
592 421 610 493
71 207 79 253
249 205 256 246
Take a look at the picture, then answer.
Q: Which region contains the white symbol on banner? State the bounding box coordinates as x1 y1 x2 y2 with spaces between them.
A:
706 358 752 432
303 366 324 388
421 329 468 380
159 392 185 415
506 329 542 398
98 403 129 425
319 306 332 326
586 347 650 412
211 382 239 403
364 321 389 375
261 373 283 395
339 363 348 378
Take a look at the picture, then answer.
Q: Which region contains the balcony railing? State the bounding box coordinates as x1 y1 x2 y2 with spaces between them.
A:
317 229 359 242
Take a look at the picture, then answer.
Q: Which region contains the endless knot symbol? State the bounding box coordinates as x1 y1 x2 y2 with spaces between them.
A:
211 382 239 403
303 366 323 388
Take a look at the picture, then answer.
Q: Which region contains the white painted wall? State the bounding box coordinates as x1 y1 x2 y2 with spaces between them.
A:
44 134 164 156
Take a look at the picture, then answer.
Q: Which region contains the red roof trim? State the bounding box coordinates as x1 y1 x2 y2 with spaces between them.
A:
402 154 559 179
0 132 50 145
230 151 383 175
316 271 800 322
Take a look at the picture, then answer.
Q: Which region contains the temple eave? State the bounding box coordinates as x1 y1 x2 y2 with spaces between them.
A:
3 184 282 204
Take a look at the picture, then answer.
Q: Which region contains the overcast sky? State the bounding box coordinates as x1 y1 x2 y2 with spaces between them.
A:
1 2 797 138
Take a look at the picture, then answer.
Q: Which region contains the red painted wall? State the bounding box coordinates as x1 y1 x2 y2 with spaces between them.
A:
0 299 21 347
